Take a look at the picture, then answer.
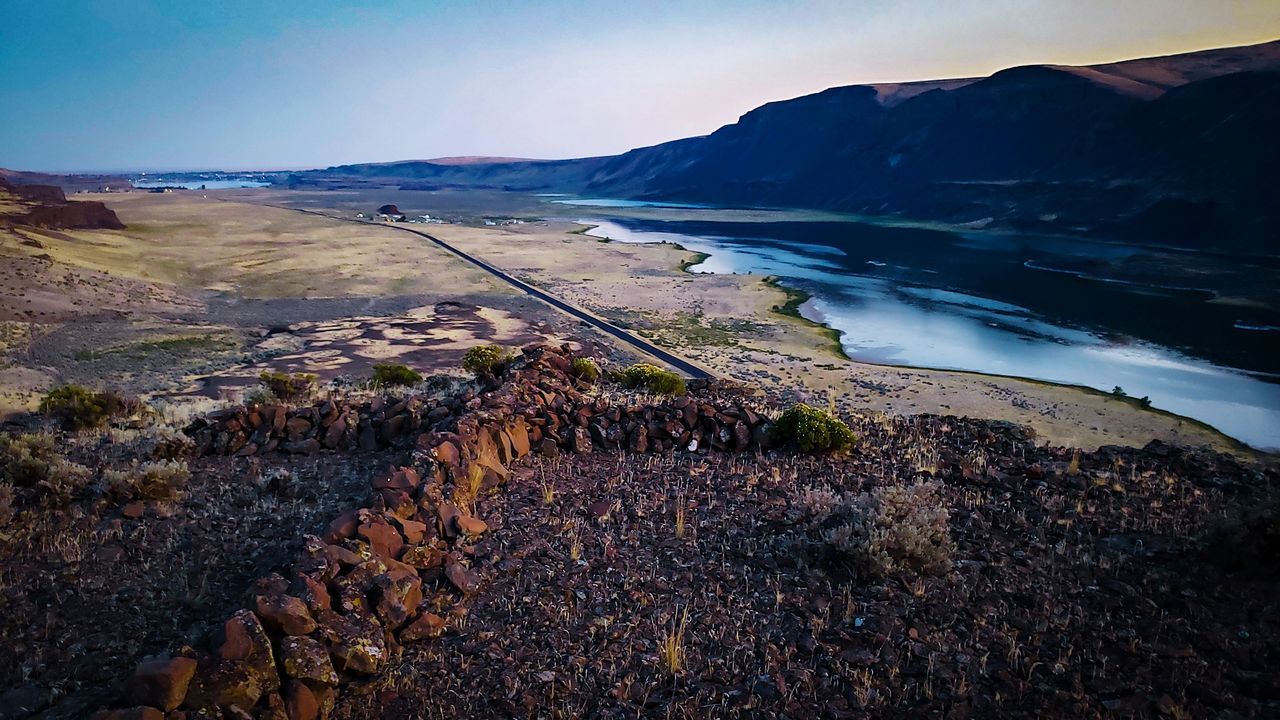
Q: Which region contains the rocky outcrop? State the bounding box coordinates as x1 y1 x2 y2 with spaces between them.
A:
0 176 126 230
100 344 780 718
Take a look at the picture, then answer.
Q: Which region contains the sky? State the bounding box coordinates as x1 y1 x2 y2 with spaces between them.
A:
2 0 1279 172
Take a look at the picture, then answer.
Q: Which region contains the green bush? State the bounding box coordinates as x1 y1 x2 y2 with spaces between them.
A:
570 357 601 382
39 385 130 430
462 344 508 376
775 403 855 453
259 371 317 400
372 363 423 387
614 363 686 395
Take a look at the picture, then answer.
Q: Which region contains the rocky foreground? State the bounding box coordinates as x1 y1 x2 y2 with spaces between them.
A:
1 344 1276 719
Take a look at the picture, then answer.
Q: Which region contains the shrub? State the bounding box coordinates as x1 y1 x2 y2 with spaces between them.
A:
259 371 317 401
372 363 423 387
775 403 855 453
104 460 191 502
823 482 952 577
0 432 93 504
39 385 130 430
570 357 601 382
462 344 509 376
615 363 686 395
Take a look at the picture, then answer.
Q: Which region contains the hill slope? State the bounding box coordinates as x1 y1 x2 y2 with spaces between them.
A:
307 39 1280 251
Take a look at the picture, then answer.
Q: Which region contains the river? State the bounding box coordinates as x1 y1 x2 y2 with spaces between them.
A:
578 216 1280 450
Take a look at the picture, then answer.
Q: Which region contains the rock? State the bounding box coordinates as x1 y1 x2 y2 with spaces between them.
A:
292 573 331 614
396 518 427 545
433 440 461 467
324 510 358 544
401 544 446 570
436 502 462 539
372 467 420 491
316 609 387 675
571 426 593 453
733 421 750 451
280 636 338 687
357 520 404 560
456 514 488 536
284 680 319 720
181 657 267 714
255 595 318 636
122 501 145 519
445 559 480 593
536 437 560 458
627 425 648 453
285 417 312 440
399 612 446 642
126 656 198 711
373 570 423 628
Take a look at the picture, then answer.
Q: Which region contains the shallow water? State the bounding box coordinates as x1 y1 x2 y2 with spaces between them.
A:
579 218 1280 450
133 179 270 190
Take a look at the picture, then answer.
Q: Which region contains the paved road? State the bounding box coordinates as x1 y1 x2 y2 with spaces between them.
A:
259 202 713 379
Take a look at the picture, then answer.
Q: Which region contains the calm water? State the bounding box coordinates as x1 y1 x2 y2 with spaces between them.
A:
133 179 270 190
580 218 1280 450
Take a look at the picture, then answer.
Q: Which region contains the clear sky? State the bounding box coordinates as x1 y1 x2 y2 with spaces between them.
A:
3 0 1278 172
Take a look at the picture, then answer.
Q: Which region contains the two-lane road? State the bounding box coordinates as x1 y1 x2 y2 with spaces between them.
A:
257 202 713 379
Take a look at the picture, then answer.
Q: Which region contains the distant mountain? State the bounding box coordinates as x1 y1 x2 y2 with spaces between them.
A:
303 39 1280 251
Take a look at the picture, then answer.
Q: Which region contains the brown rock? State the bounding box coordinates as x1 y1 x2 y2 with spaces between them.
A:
255 595 318 636
401 545 446 570
433 440 461 466
357 520 404 560
280 636 338 687
445 559 480 593
372 466 420 491
456 514 488 536
122 501 146 519
284 680 319 720
292 573 331 614
373 570 423 628
285 417 311 440
316 609 387 675
93 708 166 720
400 612 446 642
436 502 462 539
396 518 427 545
126 656 197 711
536 438 560 458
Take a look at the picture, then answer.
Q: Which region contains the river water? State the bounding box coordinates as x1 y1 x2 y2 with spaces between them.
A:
579 217 1280 450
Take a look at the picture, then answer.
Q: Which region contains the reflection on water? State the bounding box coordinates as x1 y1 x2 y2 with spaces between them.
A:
579 218 1280 450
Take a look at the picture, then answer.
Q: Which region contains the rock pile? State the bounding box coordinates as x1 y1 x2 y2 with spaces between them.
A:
189 343 778 461
97 344 780 718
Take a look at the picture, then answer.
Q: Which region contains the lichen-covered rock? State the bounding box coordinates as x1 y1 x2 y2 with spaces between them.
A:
316 609 387 675
280 636 338 687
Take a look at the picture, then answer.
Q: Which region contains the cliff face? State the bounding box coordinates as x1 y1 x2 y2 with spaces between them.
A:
0 177 126 231
307 39 1280 252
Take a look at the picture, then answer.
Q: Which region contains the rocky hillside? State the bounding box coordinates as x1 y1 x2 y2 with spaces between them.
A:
5 343 1275 718
307 39 1280 252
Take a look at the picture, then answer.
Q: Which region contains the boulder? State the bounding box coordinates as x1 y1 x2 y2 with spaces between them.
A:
284 680 320 720
357 520 404 560
255 595 318 636
280 636 338 687
373 570 424 628
126 656 197 711
399 612 446 642
316 609 387 675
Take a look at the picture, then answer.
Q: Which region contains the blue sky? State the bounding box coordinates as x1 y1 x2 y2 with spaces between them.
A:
2 0 1278 172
